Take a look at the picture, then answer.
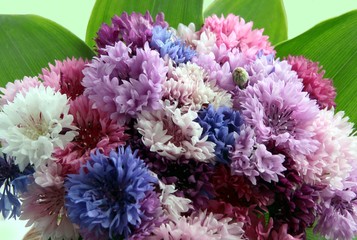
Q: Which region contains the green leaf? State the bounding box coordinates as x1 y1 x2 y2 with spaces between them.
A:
275 10 357 124
204 0 287 45
0 15 94 87
86 0 204 48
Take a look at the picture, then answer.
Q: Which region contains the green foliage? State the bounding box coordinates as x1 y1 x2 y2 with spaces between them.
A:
0 15 94 87
276 10 357 124
204 0 288 44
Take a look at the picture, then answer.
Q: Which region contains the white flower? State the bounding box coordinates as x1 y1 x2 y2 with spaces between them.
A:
175 23 198 45
0 84 77 171
164 62 232 111
193 29 217 54
137 101 216 162
159 181 191 221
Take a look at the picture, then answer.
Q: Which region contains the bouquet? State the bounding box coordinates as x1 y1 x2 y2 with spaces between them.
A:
0 10 356 240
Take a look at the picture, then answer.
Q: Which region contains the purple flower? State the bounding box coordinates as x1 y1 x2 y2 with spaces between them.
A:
150 26 196 64
315 188 357 240
82 41 168 125
95 11 168 54
0 154 34 219
230 126 286 184
238 74 319 158
195 105 243 164
64 147 158 239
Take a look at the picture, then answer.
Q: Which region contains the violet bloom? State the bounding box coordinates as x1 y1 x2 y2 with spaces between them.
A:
315 188 357 240
95 11 168 54
82 41 168 125
238 74 320 158
230 126 286 185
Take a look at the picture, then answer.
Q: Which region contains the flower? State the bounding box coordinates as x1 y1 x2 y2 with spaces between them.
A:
163 62 232 111
20 181 79 240
54 95 127 173
0 76 41 106
65 147 158 239
230 126 286 184
158 181 191 221
0 153 34 219
40 57 88 100
150 210 245 240
287 55 336 109
202 14 274 58
195 105 243 164
302 109 357 189
0 84 77 171
150 25 196 64
136 101 215 162
95 11 168 54
238 74 320 158
315 188 357 240
82 41 168 125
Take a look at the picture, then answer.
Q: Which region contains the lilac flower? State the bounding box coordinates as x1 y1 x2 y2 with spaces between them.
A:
315 188 357 240
82 41 168 125
0 154 34 219
238 74 320 158
195 105 243 164
150 26 196 64
230 126 286 184
95 11 168 54
64 147 158 239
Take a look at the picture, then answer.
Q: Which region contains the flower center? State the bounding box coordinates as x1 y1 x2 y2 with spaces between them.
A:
264 103 295 135
331 195 355 215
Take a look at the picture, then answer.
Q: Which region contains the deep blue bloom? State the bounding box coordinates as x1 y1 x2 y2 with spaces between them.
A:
195 105 244 164
0 154 34 219
65 147 157 240
150 25 196 64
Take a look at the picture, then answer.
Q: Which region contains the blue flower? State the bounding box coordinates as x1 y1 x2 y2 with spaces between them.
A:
195 105 244 164
65 147 157 240
150 25 196 64
0 154 34 219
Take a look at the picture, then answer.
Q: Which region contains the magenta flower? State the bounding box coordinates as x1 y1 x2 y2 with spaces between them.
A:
238 74 320 157
40 57 88 101
96 11 168 54
287 55 336 109
54 95 127 173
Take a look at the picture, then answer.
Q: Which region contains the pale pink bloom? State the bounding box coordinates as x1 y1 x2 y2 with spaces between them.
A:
303 109 357 189
202 14 274 59
175 23 199 45
136 101 216 162
0 76 41 106
34 161 63 188
20 182 79 240
150 210 245 240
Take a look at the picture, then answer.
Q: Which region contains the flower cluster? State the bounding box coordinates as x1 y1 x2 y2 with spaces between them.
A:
0 12 356 240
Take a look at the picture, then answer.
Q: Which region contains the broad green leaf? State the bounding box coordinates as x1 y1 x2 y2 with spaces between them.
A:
0 15 94 87
204 0 287 45
275 10 357 124
86 0 204 48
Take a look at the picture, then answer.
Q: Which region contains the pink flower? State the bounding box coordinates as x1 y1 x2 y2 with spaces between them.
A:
40 57 88 100
302 109 357 189
0 76 41 106
54 95 128 173
202 14 274 59
20 182 79 240
287 56 336 109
